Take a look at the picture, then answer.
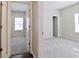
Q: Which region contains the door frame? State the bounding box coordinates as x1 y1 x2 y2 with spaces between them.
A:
1 1 9 58
53 16 58 37
7 1 32 57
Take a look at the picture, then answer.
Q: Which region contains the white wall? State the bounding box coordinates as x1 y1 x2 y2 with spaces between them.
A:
11 11 26 37
42 2 59 39
32 2 39 57
32 1 60 57
60 3 79 41
32 1 44 57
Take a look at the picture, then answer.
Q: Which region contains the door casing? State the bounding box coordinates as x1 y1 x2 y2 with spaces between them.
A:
53 16 58 37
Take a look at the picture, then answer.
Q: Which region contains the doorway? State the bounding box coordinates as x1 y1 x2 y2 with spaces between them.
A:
10 2 30 55
53 16 58 37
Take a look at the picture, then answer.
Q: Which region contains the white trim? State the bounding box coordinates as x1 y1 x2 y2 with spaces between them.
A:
7 1 11 57
59 33 79 42
31 50 36 58
6 54 10 58
29 2 32 53
1 1 8 58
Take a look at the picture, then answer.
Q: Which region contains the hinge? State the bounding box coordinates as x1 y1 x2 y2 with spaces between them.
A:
0 48 2 51
29 8 30 12
1 2 3 6
29 25 30 28
29 42 30 46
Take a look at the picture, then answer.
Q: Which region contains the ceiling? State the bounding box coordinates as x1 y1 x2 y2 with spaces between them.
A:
43 1 78 10
11 1 78 11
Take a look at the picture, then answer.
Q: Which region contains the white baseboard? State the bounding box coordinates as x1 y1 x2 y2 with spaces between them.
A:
7 55 10 58
59 33 79 42
31 50 36 58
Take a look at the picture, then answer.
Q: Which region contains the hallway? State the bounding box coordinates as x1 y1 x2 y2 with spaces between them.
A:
42 37 79 58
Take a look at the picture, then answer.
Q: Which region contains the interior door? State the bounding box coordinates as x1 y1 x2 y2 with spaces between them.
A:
0 1 2 58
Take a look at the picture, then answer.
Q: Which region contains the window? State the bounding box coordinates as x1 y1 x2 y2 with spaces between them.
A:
15 17 23 31
74 13 79 32
27 17 29 29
